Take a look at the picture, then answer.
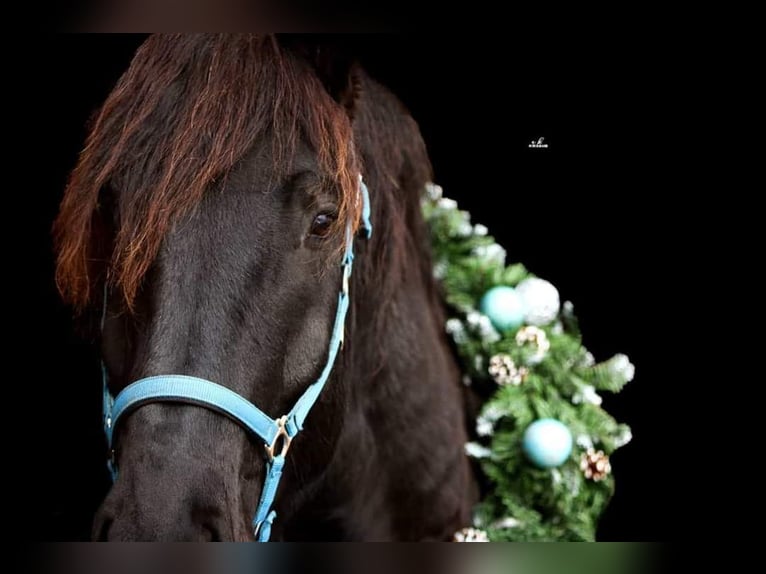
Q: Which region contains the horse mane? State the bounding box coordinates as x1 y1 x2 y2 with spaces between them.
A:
54 34 360 312
351 75 437 327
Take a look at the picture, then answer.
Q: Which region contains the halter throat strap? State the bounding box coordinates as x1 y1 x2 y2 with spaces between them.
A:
102 177 372 541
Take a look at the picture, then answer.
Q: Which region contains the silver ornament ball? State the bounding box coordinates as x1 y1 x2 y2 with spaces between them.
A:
516 277 560 326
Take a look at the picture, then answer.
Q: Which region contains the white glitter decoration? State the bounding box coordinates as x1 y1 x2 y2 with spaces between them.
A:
466 311 501 343
579 351 595 367
610 353 636 382
437 197 458 210
476 403 506 437
491 517 521 529
472 243 507 266
425 182 443 200
614 427 633 448
473 224 488 236
433 259 449 279
445 318 467 344
476 418 495 437
456 220 473 237
465 442 493 459
576 434 594 450
572 384 603 406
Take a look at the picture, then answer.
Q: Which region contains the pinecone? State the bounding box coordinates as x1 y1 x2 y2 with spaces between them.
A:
580 448 611 481
453 527 489 542
488 354 528 386
515 326 550 364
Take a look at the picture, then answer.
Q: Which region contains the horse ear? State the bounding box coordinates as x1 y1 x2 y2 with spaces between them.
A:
314 45 361 117
280 36 361 118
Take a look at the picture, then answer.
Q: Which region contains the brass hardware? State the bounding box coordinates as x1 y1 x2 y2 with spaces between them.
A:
265 415 292 461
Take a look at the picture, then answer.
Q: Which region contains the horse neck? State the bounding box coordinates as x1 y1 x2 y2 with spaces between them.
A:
349 226 449 392
349 199 448 383
334 221 475 539
347 73 447 380
319 82 476 538
347 72 457 413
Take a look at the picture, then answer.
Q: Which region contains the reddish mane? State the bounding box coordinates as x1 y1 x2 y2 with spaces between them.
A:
54 34 359 311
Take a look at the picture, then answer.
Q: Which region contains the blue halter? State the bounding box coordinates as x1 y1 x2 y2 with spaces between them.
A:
102 178 373 541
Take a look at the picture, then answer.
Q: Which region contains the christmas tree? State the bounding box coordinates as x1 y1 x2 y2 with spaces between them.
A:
422 184 635 542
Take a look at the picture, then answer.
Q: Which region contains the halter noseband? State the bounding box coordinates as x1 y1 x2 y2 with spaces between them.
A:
101 178 373 541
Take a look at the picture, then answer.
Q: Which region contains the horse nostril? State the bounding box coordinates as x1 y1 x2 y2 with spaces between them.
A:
94 515 113 541
192 505 225 541
203 524 222 542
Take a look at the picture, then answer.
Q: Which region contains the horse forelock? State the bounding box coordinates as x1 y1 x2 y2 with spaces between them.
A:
54 33 360 312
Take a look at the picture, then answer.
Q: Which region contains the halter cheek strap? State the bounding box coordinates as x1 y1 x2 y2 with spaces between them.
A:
102 177 373 541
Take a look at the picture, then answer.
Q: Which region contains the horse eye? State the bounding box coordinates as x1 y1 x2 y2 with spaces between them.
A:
310 213 336 238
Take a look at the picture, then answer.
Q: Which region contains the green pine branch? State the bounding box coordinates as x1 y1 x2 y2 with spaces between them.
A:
422 186 635 542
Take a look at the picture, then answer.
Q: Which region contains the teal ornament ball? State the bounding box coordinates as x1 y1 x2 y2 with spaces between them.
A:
479 286 525 331
522 418 573 469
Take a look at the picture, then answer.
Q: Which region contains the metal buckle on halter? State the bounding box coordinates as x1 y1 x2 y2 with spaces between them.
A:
342 265 351 294
265 416 292 462
253 519 264 540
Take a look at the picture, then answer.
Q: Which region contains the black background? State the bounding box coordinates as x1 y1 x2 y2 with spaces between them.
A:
24 35 675 541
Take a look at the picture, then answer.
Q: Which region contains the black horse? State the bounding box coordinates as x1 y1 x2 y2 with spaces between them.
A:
54 34 478 541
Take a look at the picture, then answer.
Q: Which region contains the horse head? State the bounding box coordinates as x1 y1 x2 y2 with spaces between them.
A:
55 34 476 541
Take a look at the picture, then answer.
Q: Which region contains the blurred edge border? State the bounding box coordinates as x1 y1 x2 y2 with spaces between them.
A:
38 543 658 574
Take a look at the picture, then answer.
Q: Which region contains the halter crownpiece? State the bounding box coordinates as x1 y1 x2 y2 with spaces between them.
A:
101 176 373 541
